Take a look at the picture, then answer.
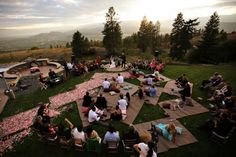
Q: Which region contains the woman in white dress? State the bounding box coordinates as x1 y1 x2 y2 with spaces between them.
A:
109 55 116 68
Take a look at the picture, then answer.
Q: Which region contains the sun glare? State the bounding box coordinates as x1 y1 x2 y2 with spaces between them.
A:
123 0 220 21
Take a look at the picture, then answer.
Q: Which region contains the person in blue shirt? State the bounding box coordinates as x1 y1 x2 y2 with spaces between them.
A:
149 85 157 97
144 85 157 97
103 124 120 144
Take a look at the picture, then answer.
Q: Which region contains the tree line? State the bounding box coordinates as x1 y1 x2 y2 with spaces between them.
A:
71 7 236 63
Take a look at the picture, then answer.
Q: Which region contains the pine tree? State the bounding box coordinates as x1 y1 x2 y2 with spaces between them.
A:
102 7 122 55
170 13 199 60
170 13 185 60
137 16 149 52
66 42 70 48
181 18 199 53
151 21 161 52
198 12 220 62
71 31 89 56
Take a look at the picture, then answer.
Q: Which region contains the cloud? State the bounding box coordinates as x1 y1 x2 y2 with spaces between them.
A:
0 0 236 34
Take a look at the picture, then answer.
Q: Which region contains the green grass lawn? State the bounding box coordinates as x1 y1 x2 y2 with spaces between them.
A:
133 103 166 124
0 72 95 120
2 63 236 157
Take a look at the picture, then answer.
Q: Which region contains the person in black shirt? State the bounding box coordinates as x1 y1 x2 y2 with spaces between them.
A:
82 92 92 107
96 93 107 110
121 52 126 68
48 69 57 79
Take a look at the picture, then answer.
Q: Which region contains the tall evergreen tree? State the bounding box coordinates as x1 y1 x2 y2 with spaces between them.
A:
170 13 185 59
137 16 149 52
66 42 70 48
151 21 161 52
102 7 122 55
198 12 220 62
71 31 89 56
170 13 199 60
181 18 199 53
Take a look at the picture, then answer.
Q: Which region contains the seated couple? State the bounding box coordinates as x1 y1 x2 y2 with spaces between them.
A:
201 72 223 89
102 76 123 93
82 92 107 115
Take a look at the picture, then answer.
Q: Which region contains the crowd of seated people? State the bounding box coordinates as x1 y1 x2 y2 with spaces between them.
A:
71 60 100 76
201 72 235 111
62 56 102 77
198 72 236 139
33 106 157 154
200 72 223 90
198 111 235 138
128 58 165 79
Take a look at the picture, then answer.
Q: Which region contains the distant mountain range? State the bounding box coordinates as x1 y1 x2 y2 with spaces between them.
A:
0 14 236 52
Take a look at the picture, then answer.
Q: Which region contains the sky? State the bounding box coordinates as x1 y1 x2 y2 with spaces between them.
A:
0 0 236 32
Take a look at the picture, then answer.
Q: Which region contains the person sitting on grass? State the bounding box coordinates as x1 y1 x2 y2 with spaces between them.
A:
201 72 223 89
208 83 233 103
198 111 234 137
37 103 51 124
33 116 57 138
56 122 72 143
103 124 120 144
155 61 165 72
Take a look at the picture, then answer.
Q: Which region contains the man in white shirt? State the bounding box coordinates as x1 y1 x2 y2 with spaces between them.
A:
117 73 124 84
71 125 85 142
102 78 110 92
67 62 73 70
88 106 100 123
118 94 128 119
88 106 109 126
118 94 128 110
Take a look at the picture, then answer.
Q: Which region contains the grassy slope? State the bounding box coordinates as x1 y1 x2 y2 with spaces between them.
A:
2 64 236 157
0 72 95 120
159 64 236 157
